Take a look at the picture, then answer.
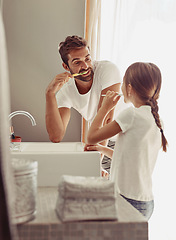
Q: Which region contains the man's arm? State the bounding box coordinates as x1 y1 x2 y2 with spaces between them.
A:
45 94 70 142
45 72 71 142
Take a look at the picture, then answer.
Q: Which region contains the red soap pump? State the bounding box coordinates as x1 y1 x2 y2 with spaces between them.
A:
10 126 22 142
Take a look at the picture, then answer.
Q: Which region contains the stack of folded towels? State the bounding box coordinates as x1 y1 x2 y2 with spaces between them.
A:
55 175 118 222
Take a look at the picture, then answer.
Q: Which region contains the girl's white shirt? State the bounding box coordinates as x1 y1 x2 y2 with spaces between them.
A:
110 105 161 201
56 60 122 124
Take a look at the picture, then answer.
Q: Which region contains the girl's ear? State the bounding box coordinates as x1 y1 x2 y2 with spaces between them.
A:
127 83 132 96
62 62 69 71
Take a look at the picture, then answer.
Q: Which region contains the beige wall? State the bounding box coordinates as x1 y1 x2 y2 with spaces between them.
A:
3 0 85 142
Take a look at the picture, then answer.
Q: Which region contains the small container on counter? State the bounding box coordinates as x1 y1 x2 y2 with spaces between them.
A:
10 136 22 151
12 158 38 224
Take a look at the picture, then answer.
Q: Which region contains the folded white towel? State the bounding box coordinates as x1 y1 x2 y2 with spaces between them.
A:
58 175 116 199
56 194 118 222
55 175 118 222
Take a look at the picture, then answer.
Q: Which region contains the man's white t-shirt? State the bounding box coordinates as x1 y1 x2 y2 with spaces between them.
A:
56 60 121 123
110 105 161 201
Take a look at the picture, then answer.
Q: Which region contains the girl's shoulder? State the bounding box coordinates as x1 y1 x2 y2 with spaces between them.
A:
115 106 135 132
122 105 151 117
118 106 135 117
115 105 152 133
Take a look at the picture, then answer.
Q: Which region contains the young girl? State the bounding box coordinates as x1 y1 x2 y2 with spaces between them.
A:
86 62 168 220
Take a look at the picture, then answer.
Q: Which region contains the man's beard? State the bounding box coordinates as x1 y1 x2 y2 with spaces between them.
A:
75 68 94 82
69 67 94 82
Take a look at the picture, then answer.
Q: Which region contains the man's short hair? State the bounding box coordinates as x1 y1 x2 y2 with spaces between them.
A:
58 35 89 66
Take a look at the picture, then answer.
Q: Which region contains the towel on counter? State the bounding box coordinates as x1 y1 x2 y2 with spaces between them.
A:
55 175 118 222
58 175 116 199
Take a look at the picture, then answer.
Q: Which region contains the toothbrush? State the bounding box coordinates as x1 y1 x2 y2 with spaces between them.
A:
72 70 89 77
101 93 123 97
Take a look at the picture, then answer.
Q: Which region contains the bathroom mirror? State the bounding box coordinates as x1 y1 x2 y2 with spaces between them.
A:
3 0 85 142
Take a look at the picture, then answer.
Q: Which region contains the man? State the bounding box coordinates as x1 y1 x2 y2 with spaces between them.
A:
45 35 121 151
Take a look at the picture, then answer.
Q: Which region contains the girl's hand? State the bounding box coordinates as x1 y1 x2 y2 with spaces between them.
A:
101 90 121 113
84 143 113 159
84 143 104 152
101 168 109 180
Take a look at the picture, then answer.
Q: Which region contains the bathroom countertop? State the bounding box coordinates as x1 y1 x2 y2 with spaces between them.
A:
17 187 148 240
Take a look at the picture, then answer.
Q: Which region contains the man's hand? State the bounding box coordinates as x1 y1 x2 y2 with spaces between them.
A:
46 72 72 96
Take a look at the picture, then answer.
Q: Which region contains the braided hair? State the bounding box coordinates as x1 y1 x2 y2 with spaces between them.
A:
124 62 168 152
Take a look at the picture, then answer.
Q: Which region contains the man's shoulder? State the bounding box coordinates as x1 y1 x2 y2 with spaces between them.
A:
93 60 121 85
93 60 117 68
93 60 120 74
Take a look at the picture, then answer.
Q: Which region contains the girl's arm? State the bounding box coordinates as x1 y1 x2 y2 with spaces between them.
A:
85 144 114 159
87 91 122 145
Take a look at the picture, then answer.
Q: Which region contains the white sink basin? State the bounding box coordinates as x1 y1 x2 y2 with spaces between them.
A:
19 142 84 152
11 142 101 187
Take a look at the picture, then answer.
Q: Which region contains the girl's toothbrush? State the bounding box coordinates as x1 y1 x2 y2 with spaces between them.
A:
72 70 89 77
101 93 123 97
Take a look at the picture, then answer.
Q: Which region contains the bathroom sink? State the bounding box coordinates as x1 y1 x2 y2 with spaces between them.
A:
19 142 84 152
11 142 101 187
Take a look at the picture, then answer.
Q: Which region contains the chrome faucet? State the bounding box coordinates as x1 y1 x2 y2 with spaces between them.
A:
9 111 36 126
9 111 36 150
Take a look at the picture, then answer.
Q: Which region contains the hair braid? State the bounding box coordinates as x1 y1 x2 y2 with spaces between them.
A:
124 62 168 152
146 98 168 152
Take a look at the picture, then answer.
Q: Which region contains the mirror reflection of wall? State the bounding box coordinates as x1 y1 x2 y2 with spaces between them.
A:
3 0 85 142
